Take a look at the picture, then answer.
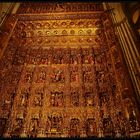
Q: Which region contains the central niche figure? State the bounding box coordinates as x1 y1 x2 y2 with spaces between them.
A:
51 68 65 83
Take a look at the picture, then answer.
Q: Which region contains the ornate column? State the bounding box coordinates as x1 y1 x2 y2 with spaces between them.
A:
103 2 140 106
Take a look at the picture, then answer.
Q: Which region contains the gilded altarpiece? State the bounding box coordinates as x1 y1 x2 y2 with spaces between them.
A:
0 2 140 138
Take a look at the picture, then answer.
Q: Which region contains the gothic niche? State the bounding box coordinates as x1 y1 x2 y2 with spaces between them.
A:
85 118 97 137
83 66 93 83
11 118 24 137
71 88 79 107
50 92 63 107
48 114 63 133
69 118 80 137
29 118 39 138
33 88 43 107
50 68 65 83
70 66 78 82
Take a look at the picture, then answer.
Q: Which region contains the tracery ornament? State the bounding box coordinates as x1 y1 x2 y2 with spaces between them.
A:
17 3 103 14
